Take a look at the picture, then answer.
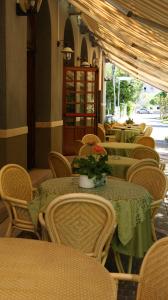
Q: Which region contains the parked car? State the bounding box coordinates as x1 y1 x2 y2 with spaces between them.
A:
136 108 150 114
105 114 115 123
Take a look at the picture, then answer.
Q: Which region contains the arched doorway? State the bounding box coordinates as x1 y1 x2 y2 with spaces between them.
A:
63 18 75 66
80 37 88 64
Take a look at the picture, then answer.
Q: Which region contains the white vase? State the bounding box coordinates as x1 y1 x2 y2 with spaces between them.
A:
79 175 95 188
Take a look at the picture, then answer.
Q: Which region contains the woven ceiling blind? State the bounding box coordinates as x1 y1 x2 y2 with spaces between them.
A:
69 0 168 91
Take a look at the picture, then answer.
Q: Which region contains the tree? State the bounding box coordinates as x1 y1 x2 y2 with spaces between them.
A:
150 92 168 118
105 64 143 116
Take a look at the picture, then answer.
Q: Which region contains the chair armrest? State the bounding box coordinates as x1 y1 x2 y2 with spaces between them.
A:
151 199 163 209
159 161 166 171
2 195 28 208
39 212 50 241
39 212 46 228
110 272 140 282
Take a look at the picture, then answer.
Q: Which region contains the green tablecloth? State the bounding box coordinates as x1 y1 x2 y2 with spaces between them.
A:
99 142 145 157
106 128 141 143
108 156 139 179
28 177 153 258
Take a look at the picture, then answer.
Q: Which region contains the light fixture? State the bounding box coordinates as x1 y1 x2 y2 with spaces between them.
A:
57 41 74 61
16 0 42 16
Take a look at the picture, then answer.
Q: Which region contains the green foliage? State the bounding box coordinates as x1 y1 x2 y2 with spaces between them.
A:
105 65 143 114
125 118 134 124
151 92 168 118
73 154 112 180
106 81 114 113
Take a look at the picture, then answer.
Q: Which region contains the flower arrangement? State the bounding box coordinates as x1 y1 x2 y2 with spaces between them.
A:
73 145 112 182
125 118 134 125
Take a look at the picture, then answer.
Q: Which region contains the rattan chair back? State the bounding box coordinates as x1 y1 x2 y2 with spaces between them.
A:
104 123 112 132
135 136 155 148
98 123 105 131
126 159 159 181
81 134 101 144
143 126 153 136
136 236 168 299
129 166 167 240
48 151 72 178
45 193 117 265
129 166 167 201
79 144 107 156
79 144 93 156
97 125 106 142
131 146 160 162
0 164 38 237
0 164 32 201
111 237 168 300
139 122 146 132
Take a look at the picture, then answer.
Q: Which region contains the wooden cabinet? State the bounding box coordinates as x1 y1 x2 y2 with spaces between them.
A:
63 66 99 155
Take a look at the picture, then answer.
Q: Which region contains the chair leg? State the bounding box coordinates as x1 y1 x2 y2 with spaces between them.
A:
114 252 125 273
164 194 168 217
5 222 13 237
127 256 133 274
151 221 157 241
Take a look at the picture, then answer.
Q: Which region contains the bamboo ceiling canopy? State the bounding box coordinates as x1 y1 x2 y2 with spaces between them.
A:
68 0 168 91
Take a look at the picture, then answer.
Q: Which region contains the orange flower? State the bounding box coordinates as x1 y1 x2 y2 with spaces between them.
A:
92 145 105 155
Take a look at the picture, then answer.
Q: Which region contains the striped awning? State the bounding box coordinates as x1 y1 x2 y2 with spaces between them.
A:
68 0 168 91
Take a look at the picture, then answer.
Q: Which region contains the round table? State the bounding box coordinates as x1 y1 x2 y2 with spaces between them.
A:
108 155 139 179
98 142 145 157
0 238 115 300
28 177 153 258
106 127 141 143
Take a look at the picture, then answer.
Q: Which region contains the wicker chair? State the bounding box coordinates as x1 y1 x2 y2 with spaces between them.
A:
79 144 107 156
0 164 40 238
131 146 165 170
135 136 155 148
81 134 101 144
110 236 168 299
48 151 72 178
139 122 146 132
98 123 105 131
97 125 106 142
131 146 160 162
41 193 117 265
143 126 153 136
126 158 159 181
129 166 167 240
104 123 112 133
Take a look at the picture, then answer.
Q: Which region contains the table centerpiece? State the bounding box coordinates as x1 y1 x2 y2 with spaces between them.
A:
72 145 112 188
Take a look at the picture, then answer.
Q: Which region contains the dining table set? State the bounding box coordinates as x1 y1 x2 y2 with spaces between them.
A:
28 176 153 268
98 141 145 157
25 124 156 274
106 124 142 143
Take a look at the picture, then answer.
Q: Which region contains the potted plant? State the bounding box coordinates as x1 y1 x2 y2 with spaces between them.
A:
73 145 112 188
125 118 134 125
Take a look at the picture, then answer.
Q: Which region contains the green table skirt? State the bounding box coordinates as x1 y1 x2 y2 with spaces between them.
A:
112 210 153 258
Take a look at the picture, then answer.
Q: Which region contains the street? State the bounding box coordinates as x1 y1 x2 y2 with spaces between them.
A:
132 112 168 142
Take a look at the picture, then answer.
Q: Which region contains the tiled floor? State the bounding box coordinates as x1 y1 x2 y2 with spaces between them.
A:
0 140 167 299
